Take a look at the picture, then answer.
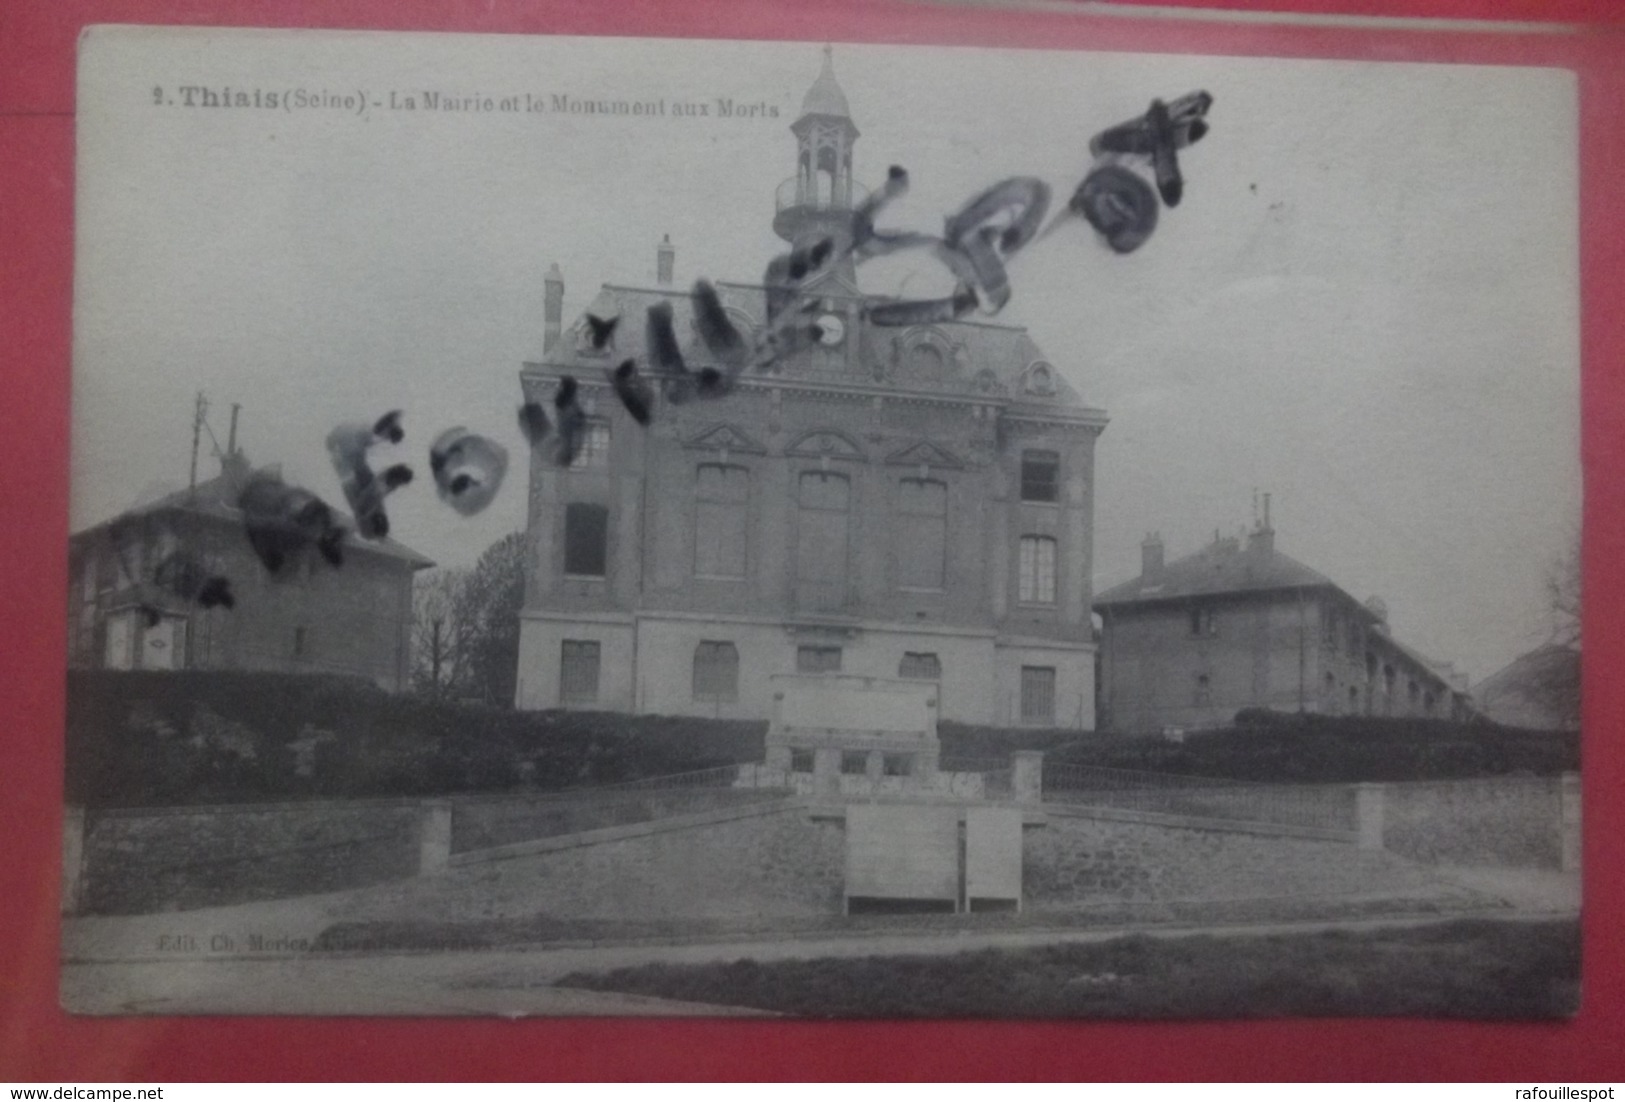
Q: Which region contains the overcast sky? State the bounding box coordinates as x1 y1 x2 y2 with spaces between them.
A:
73 28 1580 684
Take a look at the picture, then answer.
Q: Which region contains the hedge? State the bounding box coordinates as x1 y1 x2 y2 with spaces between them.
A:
64 671 1579 808
64 670 766 808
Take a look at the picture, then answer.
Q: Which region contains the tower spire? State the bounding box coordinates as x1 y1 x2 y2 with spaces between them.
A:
774 46 863 272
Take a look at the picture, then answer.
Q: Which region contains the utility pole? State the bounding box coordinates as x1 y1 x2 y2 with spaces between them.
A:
188 391 208 498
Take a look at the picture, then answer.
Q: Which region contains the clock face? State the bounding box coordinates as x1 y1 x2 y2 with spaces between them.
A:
816 314 845 346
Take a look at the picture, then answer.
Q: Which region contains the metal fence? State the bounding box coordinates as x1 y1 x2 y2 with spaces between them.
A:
1042 761 1358 834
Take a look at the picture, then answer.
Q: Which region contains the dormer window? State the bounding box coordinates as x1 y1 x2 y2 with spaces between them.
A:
1023 362 1058 396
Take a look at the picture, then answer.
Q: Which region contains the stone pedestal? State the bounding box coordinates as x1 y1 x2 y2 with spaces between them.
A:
418 800 454 876
1355 783 1386 851
812 746 841 799
1012 751 1044 805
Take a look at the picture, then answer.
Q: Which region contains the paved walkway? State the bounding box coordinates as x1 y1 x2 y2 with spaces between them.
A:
60 905 1578 1017
58 860 1580 1016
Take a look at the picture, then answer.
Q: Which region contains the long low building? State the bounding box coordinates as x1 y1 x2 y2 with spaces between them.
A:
1093 520 1472 734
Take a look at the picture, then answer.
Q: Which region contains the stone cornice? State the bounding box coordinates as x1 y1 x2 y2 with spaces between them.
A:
520 360 1107 427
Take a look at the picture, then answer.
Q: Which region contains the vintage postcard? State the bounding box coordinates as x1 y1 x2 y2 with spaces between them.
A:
63 25 1581 1018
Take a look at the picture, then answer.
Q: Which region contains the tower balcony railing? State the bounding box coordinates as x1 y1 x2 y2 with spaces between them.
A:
775 175 869 215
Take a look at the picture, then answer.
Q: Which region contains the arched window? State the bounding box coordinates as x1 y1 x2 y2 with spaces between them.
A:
692 641 739 703
897 478 946 590
1018 535 1057 604
695 464 748 579
796 471 850 606
908 343 945 377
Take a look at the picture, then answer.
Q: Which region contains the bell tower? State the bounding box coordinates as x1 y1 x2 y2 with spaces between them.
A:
772 46 862 288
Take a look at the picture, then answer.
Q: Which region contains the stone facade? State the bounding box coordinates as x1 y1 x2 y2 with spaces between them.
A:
515 51 1106 726
67 452 431 691
1096 525 1471 734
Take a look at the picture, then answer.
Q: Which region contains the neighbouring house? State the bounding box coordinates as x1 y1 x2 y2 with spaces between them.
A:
1093 517 1473 734
67 449 433 690
1473 645 1580 731
513 49 1108 726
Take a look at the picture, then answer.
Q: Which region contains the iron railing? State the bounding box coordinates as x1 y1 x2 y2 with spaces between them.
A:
1042 762 1358 834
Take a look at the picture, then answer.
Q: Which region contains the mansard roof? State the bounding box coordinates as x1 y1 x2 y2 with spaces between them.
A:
530 280 1102 420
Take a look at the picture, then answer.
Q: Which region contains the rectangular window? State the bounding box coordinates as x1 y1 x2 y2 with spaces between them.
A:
898 652 941 680
1194 672 1212 705
568 422 611 469
560 640 601 703
564 502 609 577
897 478 947 590
692 641 740 702
789 748 815 774
882 753 914 777
796 645 842 673
1020 450 1060 503
796 472 850 595
1189 606 1216 637
114 541 141 590
695 464 749 579
293 625 308 658
1020 666 1056 724
840 751 869 775
1018 536 1057 604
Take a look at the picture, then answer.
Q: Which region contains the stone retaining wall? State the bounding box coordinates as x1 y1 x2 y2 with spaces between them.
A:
80 803 420 915
383 803 846 924
1380 776 1567 869
1024 811 1433 909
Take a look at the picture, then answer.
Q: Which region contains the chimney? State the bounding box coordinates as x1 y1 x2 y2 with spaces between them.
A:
219 444 251 491
1141 531 1165 584
227 403 241 456
656 235 675 286
1248 492 1275 556
543 262 564 354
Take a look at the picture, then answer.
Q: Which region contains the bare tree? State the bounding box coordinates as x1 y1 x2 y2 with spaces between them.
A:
1531 540 1581 730
454 532 528 706
412 567 470 698
1546 540 1580 649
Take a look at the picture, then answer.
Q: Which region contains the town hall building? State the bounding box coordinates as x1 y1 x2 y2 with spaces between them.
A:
514 50 1108 726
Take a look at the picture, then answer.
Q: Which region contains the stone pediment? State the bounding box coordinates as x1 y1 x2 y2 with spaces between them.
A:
785 429 866 461
885 440 965 470
683 423 767 454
